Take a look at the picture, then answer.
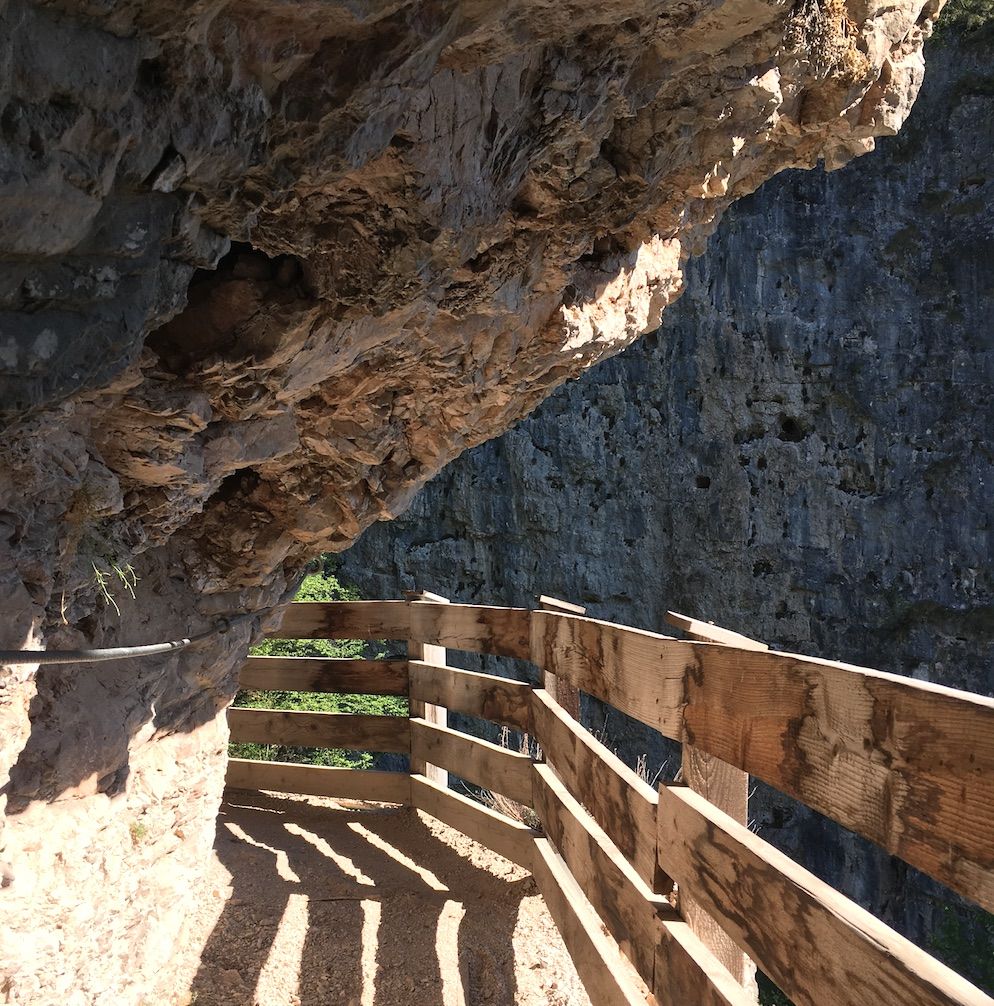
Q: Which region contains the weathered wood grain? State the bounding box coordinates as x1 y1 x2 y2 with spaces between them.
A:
238 656 409 695
270 600 411 640
227 708 410 753
226 760 411 804
409 660 533 732
411 774 536 870
667 610 760 995
530 688 662 890
533 772 751 1005
532 609 994 912
654 918 761 1006
410 719 533 807
656 784 992 1006
540 595 583 718
409 594 449 787
409 602 532 659
530 837 654 1006
532 762 666 984
530 610 686 734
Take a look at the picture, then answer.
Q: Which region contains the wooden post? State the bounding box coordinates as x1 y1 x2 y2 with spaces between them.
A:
407 591 449 787
537 594 585 720
665 610 764 1001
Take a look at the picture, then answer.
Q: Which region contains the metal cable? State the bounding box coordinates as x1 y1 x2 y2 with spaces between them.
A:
0 611 261 665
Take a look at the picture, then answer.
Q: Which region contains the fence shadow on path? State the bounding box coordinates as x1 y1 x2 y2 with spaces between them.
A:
188 789 532 1006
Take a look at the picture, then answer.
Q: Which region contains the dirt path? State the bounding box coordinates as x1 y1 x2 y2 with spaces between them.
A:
172 790 590 1006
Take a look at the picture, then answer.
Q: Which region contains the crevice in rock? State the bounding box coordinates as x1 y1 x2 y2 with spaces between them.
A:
146 242 313 374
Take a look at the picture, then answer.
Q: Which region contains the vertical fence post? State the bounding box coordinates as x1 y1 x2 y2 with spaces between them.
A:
407 590 449 788
537 594 585 720
665 610 763 1001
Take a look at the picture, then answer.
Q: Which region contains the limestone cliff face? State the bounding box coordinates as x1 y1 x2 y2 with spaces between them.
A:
340 26 994 974
0 0 940 1000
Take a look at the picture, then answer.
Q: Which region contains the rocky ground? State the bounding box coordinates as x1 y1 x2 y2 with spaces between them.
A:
169 791 587 1006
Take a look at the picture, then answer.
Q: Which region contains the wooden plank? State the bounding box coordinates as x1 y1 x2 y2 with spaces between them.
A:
411 774 535 870
532 609 994 912
270 600 411 640
679 743 754 993
654 918 762 1006
226 759 411 803
539 595 583 719
538 594 587 615
239 656 409 696
666 610 760 995
530 610 686 736
409 602 532 659
410 719 533 807
227 708 410 753
409 660 533 732
656 783 993 1006
532 761 754 1005
409 594 449 787
530 688 662 890
532 762 665 984
665 611 769 652
531 837 654 1006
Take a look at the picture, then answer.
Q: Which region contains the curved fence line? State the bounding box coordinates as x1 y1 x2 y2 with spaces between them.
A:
226 597 994 1006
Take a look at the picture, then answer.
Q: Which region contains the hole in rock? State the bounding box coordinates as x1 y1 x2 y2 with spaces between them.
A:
777 415 807 442
146 242 311 373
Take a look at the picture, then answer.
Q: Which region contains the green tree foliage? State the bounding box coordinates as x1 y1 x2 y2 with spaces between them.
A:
228 560 407 770
936 0 994 34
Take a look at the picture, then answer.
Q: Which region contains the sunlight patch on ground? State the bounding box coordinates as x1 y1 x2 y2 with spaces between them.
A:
285 821 375 885
348 820 449 892
360 897 381 1006
225 820 300 883
255 892 308 1004
437 899 469 1006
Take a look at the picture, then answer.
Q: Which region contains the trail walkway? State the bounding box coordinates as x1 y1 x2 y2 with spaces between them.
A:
182 790 588 1006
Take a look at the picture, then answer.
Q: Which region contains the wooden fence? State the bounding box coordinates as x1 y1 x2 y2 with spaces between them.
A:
226 596 994 1006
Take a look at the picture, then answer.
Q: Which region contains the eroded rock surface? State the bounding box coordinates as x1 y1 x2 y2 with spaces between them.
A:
341 25 994 982
0 0 940 1000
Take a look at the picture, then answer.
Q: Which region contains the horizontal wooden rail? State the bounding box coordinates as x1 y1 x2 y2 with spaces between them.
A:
228 708 410 753
409 602 532 659
239 656 409 695
532 609 994 913
226 760 411 803
270 600 411 640
409 660 532 732
531 688 661 889
532 763 752 1006
656 784 992 1006
531 837 651 1006
532 762 665 985
411 774 535 870
410 719 533 807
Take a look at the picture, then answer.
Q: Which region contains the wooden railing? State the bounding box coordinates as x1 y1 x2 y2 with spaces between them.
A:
225 596 994 1006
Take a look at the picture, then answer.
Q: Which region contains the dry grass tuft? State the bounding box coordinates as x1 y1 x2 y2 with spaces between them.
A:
480 727 543 831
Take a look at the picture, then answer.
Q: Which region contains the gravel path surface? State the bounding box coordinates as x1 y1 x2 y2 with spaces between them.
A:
173 790 590 1006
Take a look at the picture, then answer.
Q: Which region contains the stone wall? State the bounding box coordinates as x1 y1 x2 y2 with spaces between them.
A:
340 25 994 975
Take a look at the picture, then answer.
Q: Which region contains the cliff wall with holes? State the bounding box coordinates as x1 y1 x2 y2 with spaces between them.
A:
340 22 994 980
